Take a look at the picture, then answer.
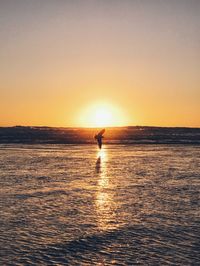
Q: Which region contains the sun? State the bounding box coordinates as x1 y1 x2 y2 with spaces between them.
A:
93 108 112 127
79 102 128 127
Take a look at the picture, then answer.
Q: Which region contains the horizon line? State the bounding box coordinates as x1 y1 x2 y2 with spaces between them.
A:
1 125 200 129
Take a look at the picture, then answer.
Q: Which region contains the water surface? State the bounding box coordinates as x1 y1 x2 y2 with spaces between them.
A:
0 144 200 265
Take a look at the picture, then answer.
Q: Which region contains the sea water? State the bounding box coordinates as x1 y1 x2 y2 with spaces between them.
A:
0 144 200 265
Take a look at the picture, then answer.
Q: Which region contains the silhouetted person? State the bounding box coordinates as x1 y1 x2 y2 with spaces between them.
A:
94 129 105 149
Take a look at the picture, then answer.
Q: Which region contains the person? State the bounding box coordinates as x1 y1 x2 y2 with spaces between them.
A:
94 129 105 149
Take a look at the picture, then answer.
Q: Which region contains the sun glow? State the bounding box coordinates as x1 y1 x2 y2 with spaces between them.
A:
79 102 128 127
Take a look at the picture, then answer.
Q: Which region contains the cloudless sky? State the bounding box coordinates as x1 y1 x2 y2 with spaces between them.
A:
0 0 199 127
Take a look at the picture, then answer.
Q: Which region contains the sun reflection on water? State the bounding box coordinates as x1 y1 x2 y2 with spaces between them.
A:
95 147 117 231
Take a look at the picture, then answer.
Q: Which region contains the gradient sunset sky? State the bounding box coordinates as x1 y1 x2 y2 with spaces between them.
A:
0 0 199 127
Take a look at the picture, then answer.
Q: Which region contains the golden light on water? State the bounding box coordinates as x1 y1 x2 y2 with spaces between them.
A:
95 147 117 231
79 102 128 128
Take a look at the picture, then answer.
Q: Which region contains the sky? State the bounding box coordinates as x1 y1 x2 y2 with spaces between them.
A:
0 0 199 127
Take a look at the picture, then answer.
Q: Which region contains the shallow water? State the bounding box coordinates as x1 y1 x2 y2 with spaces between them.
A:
0 144 200 265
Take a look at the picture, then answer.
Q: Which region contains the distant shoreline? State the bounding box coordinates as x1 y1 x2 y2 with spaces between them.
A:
1 125 200 129
0 126 200 145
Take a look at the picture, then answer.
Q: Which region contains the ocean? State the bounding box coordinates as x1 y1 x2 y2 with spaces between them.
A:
0 144 200 265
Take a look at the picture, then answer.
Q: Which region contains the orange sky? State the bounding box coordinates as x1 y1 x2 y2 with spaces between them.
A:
0 0 199 127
